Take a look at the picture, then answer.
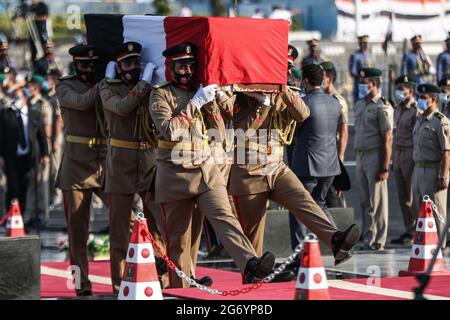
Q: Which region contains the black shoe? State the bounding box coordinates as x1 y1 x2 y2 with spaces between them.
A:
190 276 213 287
331 224 361 266
155 256 168 275
390 233 413 245
243 252 275 284
268 269 296 283
76 289 93 297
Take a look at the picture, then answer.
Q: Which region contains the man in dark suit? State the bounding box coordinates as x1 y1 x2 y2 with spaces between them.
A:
0 83 49 220
289 63 341 247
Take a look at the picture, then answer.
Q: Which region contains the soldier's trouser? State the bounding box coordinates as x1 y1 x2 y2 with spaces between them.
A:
160 186 256 288
412 166 448 246
393 147 415 237
62 188 108 294
233 169 339 257
356 151 389 248
27 162 50 218
109 191 166 293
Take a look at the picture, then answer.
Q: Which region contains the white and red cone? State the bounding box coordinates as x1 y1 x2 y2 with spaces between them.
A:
399 198 450 276
294 234 330 300
118 216 163 300
5 199 26 237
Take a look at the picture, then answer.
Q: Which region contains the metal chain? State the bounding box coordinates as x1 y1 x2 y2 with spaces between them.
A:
133 212 308 296
423 195 445 224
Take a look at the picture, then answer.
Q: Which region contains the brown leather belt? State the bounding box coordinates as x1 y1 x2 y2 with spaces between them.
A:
65 134 106 146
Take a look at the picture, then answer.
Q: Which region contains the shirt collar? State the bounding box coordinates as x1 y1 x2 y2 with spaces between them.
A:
367 92 382 104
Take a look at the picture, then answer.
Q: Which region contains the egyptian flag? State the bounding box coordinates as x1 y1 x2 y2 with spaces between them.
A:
84 14 289 87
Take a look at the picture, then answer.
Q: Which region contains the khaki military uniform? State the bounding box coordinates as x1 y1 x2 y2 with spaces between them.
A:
99 78 166 293
27 94 53 217
56 76 108 295
412 110 450 245
393 99 419 237
354 93 394 249
149 83 257 288
220 88 339 256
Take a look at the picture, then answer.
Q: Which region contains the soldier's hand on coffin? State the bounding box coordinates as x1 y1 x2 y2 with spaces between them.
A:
105 61 117 79
243 92 270 106
141 62 158 84
191 84 218 111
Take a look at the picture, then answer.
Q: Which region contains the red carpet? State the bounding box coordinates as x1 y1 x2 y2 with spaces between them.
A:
41 261 450 300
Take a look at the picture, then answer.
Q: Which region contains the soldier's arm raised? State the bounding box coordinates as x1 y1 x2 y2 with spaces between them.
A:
149 88 201 141
100 80 151 117
280 87 310 123
56 81 99 111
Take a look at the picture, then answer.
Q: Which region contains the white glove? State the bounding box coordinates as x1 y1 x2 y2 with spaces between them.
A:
141 62 157 84
243 92 270 106
105 61 117 79
191 84 218 111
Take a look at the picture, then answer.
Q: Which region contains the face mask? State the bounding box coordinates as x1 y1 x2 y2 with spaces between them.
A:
77 70 96 84
440 93 448 104
358 84 369 99
417 98 428 111
395 90 406 103
23 87 30 97
120 68 141 85
41 80 50 92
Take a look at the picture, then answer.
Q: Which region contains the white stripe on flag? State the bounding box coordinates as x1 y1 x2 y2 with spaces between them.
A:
123 15 167 84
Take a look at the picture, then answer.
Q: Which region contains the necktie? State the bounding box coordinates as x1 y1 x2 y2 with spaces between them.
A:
16 110 27 149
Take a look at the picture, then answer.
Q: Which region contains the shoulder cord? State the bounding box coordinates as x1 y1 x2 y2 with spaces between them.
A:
272 107 297 145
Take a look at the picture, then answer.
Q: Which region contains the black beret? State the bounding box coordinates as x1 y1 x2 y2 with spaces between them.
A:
111 41 142 62
162 42 196 62
395 74 417 86
320 61 335 71
359 67 382 78
417 83 440 94
438 76 450 87
68 44 101 61
288 44 298 64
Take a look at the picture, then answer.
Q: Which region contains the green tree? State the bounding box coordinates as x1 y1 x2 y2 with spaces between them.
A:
153 0 171 16
210 0 227 17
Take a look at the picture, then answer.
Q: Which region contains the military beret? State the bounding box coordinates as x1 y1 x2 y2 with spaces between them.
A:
411 35 422 43
320 61 335 71
291 68 301 80
163 42 196 62
27 74 45 85
68 44 101 61
418 83 440 94
0 74 5 82
395 74 417 86
438 76 450 88
357 35 369 42
359 67 382 78
111 41 142 62
288 44 298 64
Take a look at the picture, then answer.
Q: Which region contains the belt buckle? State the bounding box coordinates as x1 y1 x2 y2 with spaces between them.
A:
139 141 148 150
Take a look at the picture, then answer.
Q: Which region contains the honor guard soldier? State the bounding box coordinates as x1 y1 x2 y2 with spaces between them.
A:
412 83 450 247
401 35 432 85
354 67 394 251
390 74 420 245
55 44 108 296
349 35 373 104
99 41 166 294
436 33 449 84
218 45 360 270
149 42 276 288
439 76 450 117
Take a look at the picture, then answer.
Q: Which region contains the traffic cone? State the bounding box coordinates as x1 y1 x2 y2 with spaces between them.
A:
6 199 25 237
399 198 450 276
294 234 330 300
118 217 163 300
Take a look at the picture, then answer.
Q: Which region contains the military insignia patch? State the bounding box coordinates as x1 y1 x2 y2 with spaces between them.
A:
360 70 365 77
128 43 134 52
186 45 191 54
88 50 94 58
403 75 408 83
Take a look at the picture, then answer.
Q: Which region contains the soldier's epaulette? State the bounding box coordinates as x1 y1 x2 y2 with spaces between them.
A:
380 96 392 107
58 74 76 81
287 85 301 92
410 102 418 109
105 78 122 84
153 81 169 89
435 111 445 120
